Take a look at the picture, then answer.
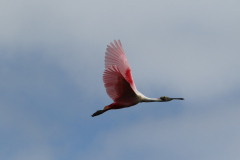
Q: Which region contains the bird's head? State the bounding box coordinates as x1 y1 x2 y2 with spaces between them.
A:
160 96 172 101
160 96 184 101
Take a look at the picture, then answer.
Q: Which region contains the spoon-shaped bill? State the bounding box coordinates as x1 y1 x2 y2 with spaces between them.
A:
171 98 184 100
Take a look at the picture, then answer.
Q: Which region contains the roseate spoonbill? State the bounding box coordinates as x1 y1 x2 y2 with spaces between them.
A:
92 40 184 117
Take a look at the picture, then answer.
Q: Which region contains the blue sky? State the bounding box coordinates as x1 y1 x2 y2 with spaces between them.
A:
1 0 240 159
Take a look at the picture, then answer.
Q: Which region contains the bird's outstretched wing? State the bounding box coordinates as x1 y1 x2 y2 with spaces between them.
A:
103 66 137 101
104 40 137 91
103 40 137 102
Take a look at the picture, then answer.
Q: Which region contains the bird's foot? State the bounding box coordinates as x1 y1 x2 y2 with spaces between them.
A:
91 110 107 117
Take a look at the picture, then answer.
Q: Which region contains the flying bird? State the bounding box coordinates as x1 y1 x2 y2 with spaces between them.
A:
92 40 184 117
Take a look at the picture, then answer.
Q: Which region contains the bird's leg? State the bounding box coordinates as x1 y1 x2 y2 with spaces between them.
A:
91 110 107 117
91 105 110 117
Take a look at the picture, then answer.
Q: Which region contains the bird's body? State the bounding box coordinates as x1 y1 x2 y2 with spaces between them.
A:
92 40 184 117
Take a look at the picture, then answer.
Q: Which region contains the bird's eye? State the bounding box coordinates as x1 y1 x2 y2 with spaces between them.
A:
160 96 166 100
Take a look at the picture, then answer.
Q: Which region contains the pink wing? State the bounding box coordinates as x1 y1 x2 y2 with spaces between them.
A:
103 66 137 102
105 40 137 91
103 40 137 102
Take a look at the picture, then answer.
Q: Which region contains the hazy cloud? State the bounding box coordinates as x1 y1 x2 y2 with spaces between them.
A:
1 0 240 159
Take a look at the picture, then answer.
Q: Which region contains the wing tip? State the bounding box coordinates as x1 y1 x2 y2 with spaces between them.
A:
110 39 122 48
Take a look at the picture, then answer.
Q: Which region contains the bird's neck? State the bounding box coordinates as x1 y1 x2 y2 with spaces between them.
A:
139 96 162 102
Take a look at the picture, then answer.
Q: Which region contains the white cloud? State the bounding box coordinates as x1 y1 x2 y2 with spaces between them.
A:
0 0 240 160
1 0 239 99
85 101 240 160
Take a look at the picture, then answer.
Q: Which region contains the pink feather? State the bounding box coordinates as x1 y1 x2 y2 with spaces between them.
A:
104 40 137 91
